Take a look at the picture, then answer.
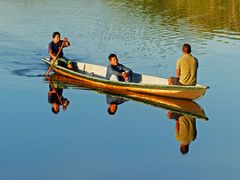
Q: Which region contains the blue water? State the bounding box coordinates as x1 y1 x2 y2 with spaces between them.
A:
0 0 240 179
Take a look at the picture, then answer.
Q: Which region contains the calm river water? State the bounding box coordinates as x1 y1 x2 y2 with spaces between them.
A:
0 0 240 179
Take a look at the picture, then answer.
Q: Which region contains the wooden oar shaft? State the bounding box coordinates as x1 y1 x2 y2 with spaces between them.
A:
45 41 65 78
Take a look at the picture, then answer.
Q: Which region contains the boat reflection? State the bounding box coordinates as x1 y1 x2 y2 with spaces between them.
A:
47 74 208 120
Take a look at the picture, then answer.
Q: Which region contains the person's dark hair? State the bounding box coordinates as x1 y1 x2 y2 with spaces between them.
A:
108 53 117 61
182 44 191 54
52 32 61 38
180 144 189 155
52 107 59 114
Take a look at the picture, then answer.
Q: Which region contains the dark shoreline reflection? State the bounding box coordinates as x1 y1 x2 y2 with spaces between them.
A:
105 0 240 34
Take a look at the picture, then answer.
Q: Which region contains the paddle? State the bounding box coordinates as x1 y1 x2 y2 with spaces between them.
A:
45 40 66 78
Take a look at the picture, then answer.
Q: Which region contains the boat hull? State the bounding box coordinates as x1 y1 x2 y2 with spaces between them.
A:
43 58 208 100
50 74 208 120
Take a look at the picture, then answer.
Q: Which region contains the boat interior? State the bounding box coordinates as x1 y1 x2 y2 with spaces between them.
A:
75 62 169 85
44 58 204 87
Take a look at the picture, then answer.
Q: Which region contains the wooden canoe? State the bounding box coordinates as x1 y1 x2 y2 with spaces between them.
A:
49 74 208 120
42 57 209 100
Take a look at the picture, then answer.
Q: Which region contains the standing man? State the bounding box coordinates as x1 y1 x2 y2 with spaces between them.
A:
168 44 198 86
48 31 72 69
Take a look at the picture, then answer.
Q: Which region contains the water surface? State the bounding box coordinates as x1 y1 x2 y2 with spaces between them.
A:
0 0 240 179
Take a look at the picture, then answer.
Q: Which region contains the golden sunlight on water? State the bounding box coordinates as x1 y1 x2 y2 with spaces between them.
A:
105 0 240 37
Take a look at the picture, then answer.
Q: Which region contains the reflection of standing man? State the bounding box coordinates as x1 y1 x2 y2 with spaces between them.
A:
106 95 127 115
168 111 197 155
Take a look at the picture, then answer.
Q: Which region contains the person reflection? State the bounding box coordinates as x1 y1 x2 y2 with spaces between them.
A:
106 94 127 115
48 81 70 114
168 111 197 155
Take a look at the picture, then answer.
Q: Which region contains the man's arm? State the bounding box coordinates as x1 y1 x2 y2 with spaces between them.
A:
63 38 70 47
48 90 55 96
120 64 132 74
49 50 57 60
106 65 123 79
176 59 181 79
176 68 181 79
120 64 132 81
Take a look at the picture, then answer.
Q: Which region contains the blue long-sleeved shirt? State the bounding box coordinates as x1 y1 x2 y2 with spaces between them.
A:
106 95 128 105
106 63 132 81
